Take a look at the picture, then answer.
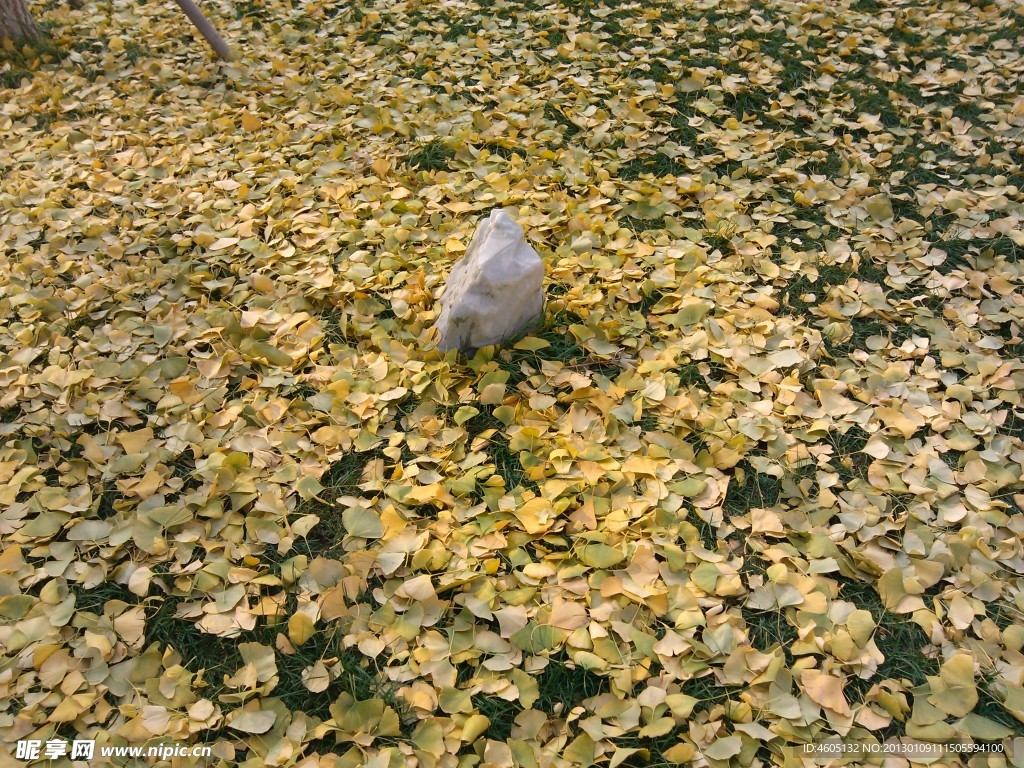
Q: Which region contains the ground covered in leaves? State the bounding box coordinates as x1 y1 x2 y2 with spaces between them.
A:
2 0 1024 764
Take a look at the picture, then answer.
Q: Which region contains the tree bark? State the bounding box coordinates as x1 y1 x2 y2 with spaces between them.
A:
0 0 41 44
174 0 233 61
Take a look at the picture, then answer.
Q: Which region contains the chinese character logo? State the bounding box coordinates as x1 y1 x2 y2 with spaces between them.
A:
70 740 96 760
15 741 41 761
43 740 69 759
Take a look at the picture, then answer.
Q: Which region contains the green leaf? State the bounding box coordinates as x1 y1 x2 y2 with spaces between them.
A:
578 543 625 569
954 714 1013 740
674 477 707 498
563 734 597 767
692 562 721 593
671 301 711 326
438 686 473 714
296 475 324 501
241 338 293 367
510 621 565 654
342 507 384 539
1001 684 1024 716
454 406 479 425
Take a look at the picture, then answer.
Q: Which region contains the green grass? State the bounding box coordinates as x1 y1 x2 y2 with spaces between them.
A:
742 558 799 659
680 672 745 706
144 596 408 734
404 138 455 171
722 461 784 515
462 405 536 495
491 308 624 384
0 28 65 88
676 359 729 389
835 578 939 693
725 88 773 122
0 67 32 89
73 581 142 615
234 0 269 22
616 153 687 180
998 409 1024 442
93 480 125 520
535 654 609 713
284 448 382 559
479 141 526 160
617 214 668 233
442 17 471 42
544 104 582 144
472 693 520 741
469 653 610 741
824 424 872 484
777 265 851 315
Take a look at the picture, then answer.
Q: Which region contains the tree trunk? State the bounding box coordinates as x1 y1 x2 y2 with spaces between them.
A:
174 0 233 61
0 0 41 44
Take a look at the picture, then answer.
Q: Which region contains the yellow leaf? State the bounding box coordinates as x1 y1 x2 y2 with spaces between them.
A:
115 428 154 454
141 705 170 735
209 237 240 251
513 497 555 534
814 380 859 416
241 112 262 131
927 653 978 717
662 743 696 762
703 735 742 760
864 194 893 222
461 714 490 742
288 613 315 646
750 507 784 536
227 708 276 734
302 661 330 693
372 157 391 178
239 642 278 682
513 336 550 351
548 598 588 630
800 670 851 716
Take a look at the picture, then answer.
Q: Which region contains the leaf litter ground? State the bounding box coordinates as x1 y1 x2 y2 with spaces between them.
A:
1 0 1024 765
